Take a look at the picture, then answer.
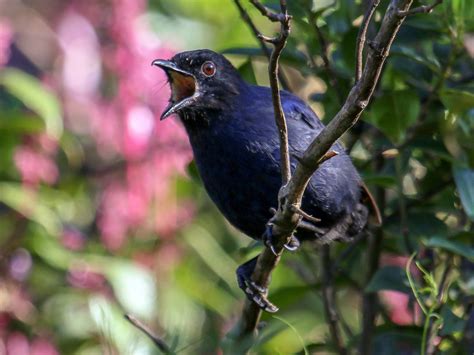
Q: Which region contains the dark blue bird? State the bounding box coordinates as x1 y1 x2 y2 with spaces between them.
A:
153 49 379 312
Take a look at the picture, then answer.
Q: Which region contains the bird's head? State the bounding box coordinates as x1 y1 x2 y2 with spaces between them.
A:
152 49 243 120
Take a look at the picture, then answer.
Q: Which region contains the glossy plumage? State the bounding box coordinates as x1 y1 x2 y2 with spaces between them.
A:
162 50 362 241
154 49 370 312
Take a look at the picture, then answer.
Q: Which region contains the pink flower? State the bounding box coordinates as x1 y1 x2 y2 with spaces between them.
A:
14 146 58 186
30 338 59 355
5 332 29 355
61 228 86 251
67 262 108 293
0 20 12 68
2 333 58 355
55 0 194 251
379 254 421 325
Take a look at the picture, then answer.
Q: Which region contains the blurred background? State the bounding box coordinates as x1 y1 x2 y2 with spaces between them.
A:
0 0 473 354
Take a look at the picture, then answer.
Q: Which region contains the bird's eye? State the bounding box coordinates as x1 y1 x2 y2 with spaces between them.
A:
201 61 216 77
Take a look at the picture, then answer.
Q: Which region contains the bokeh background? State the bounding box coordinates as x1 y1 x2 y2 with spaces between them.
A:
0 0 473 354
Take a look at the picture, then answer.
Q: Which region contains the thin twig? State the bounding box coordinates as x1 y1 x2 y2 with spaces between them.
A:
398 0 443 17
355 0 381 82
426 257 452 355
232 0 291 90
321 245 347 355
249 0 285 22
359 151 385 355
307 10 344 103
264 0 292 185
124 314 171 353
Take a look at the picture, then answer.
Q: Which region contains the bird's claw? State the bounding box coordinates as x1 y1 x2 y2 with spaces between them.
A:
248 289 279 313
263 223 300 255
242 280 278 313
236 257 279 313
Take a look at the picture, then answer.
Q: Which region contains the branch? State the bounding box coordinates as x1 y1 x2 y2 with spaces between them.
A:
321 245 347 354
359 147 385 355
124 314 171 353
257 0 292 184
355 0 381 82
249 0 286 22
233 0 420 341
306 10 344 102
232 0 291 90
397 0 443 17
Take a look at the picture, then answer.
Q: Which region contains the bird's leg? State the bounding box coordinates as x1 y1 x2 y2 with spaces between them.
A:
236 256 279 313
263 223 301 254
265 211 301 254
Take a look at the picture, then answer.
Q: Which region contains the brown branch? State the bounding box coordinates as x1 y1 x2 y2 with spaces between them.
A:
124 314 171 353
321 245 347 354
306 10 344 103
359 144 385 355
355 0 381 82
232 0 291 90
263 0 292 185
249 0 285 22
398 0 443 17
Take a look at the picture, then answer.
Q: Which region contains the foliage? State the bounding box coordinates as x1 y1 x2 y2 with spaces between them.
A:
0 0 473 354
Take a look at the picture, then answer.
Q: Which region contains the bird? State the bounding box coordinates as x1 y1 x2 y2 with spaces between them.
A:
152 49 380 312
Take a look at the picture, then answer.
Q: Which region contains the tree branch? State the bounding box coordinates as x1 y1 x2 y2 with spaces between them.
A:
397 0 443 17
249 0 286 22
306 10 344 103
355 0 381 82
124 314 171 353
233 0 438 343
258 0 292 184
232 0 291 91
321 245 347 354
359 148 385 355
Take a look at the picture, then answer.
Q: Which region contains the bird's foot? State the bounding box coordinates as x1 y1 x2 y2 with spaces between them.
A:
236 256 279 313
263 223 301 255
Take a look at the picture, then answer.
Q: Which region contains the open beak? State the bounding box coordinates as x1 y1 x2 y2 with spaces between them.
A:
152 59 198 120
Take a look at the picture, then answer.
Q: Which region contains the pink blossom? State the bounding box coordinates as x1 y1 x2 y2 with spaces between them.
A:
2 333 58 355
14 146 58 186
5 332 29 355
379 254 421 325
67 262 108 293
30 339 59 355
54 0 194 251
57 11 101 97
9 249 32 281
0 20 12 68
61 228 86 251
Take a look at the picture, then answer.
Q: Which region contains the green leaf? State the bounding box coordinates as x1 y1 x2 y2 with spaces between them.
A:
362 175 397 188
424 236 474 261
0 112 45 133
0 69 63 139
453 167 474 221
440 89 474 115
238 59 257 85
0 183 61 236
365 266 412 294
365 90 421 144
372 326 422 355
439 306 466 336
102 260 157 318
391 45 441 73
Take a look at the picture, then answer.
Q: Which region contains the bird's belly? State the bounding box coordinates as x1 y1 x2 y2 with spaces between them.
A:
193 147 281 239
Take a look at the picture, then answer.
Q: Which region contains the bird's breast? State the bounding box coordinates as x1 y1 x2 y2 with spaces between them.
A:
187 123 281 239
